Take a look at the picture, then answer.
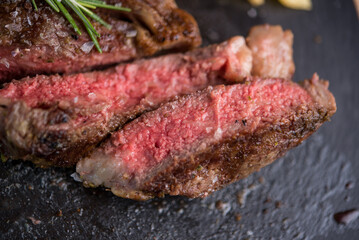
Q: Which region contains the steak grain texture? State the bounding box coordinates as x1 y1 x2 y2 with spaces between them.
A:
77 75 336 200
247 24 295 79
0 0 201 82
0 37 252 167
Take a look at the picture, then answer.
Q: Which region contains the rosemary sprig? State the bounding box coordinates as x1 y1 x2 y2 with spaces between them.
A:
32 0 131 53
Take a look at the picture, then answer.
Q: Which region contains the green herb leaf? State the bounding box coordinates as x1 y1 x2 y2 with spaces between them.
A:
78 4 112 29
45 0 60 12
79 0 131 11
31 0 131 53
81 1 131 11
76 1 97 9
31 0 38 11
86 25 102 53
55 0 82 35
64 0 100 37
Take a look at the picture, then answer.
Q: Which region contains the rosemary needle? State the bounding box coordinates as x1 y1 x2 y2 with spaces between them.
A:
79 5 112 30
31 0 131 53
55 0 82 35
31 0 38 11
65 0 100 37
45 0 60 12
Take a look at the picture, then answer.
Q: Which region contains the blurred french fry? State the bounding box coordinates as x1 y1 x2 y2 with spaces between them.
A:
248 0 312 11
278 0 312 10
248 0 265 7
354 0 359 18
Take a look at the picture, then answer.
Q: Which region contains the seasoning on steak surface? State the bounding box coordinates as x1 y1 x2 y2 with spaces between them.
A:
0 36 252 167
0 0 201 83
247 24 295 79
77 75 336 200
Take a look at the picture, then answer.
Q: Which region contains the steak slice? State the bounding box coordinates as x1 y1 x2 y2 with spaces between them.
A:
0 36 252 167
77 75 336 200
0 0 201 83
247 24 295 79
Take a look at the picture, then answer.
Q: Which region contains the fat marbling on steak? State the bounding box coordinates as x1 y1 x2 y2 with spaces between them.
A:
0 0 201 83
77 75 336 200
0 36 252 167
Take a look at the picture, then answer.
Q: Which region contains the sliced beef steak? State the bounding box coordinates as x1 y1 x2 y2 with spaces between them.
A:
247 24 295 79
0 36 252 167
77 75 336 200
0 0 201 83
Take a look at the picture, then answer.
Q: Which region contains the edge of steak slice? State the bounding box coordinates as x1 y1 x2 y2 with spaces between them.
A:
77 74 336 200
0 36 251 167
247 24 295 79
0 0 201 83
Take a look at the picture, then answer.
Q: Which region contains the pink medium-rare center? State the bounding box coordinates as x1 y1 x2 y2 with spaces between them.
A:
0 36 252 166
107 79 313 174
78 78 316 190
1 36 251 112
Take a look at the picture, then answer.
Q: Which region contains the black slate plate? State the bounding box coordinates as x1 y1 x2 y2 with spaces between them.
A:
1 0 359 239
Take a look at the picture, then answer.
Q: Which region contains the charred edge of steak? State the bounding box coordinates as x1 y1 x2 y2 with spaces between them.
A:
122 0 202 51
135 106 328 199
105 77 336 200
0 101 143 167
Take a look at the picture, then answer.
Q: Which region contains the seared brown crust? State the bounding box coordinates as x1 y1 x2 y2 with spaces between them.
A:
107 77 336 200
139 105 328 199
0 0 201 82
0 100 141 167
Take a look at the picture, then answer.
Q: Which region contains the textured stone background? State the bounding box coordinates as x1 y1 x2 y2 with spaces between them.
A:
1 0 358 239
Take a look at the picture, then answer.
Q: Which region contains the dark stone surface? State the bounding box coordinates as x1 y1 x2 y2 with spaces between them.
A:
1 0 358 239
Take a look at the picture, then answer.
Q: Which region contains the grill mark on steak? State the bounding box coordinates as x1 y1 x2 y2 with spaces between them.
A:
0 0 201 83
0 36 252 167
77 75 336 200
